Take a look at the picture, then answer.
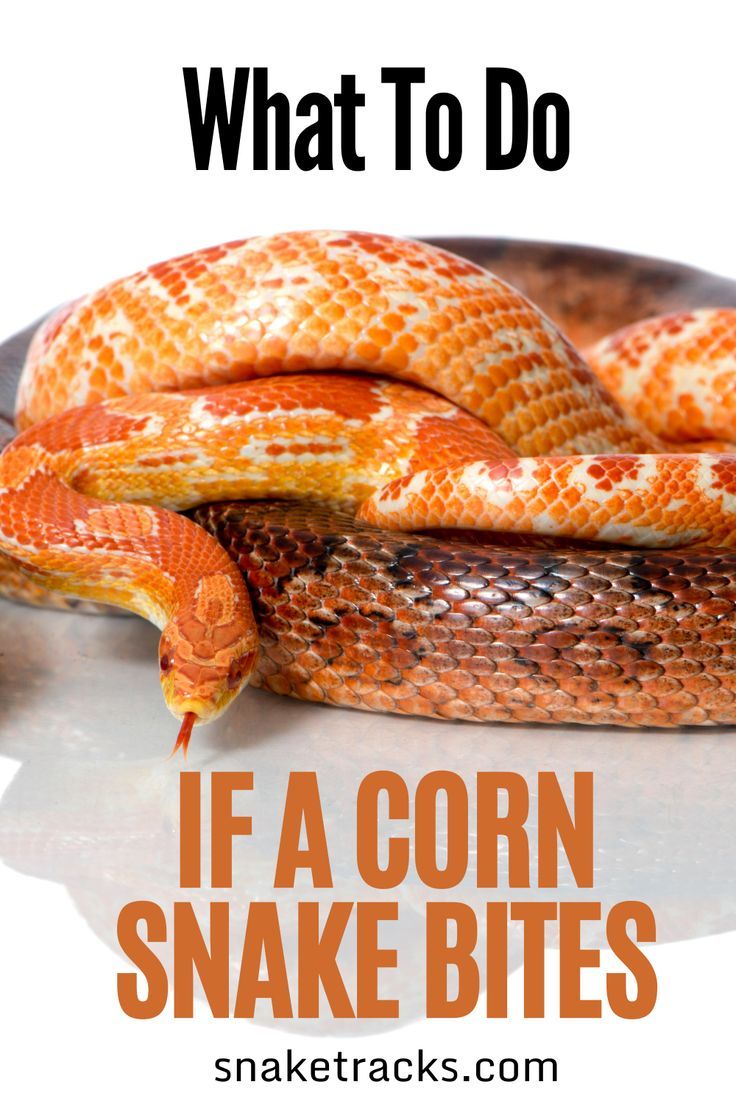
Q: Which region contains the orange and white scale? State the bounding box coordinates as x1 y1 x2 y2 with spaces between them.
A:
2 230 736 742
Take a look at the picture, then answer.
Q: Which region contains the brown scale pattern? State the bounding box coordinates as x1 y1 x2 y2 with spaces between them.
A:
8 232 736 733
194 501 736 728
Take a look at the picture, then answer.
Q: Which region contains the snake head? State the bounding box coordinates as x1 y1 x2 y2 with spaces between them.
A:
159 634 257 724
158 570 259 740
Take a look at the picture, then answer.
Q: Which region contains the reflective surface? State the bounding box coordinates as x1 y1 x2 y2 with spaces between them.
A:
2 239 736 1032
1 598 735 1031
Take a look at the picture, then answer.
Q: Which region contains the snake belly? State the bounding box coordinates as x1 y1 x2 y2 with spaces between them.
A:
193 501 736 728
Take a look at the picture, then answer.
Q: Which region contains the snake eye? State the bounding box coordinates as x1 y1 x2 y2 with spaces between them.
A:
160 654 172 672
227 653 252 689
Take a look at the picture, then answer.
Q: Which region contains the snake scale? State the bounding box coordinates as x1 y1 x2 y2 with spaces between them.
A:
2 230 736 746
193 500 736 729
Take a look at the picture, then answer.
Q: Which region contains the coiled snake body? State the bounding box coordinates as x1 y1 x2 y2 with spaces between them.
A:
3 231 736 745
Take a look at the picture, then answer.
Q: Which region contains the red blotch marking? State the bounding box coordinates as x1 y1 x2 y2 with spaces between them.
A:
86 504 154 539
411 414 513 473
711 458 736 494
194 375 386 424
587 455 643 492
19 405 153 451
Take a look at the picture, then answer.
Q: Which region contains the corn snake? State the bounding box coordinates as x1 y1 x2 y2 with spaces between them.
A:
3 230 736 746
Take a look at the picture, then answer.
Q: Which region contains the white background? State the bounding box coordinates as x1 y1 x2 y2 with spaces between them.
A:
2 0 736 1099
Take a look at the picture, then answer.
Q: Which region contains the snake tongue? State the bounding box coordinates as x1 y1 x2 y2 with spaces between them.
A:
169 711 196 760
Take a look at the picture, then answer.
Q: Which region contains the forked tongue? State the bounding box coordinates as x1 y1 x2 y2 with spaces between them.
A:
169 711 196 759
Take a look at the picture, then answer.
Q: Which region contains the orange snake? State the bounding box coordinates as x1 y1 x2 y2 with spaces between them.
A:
2 230 736 748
